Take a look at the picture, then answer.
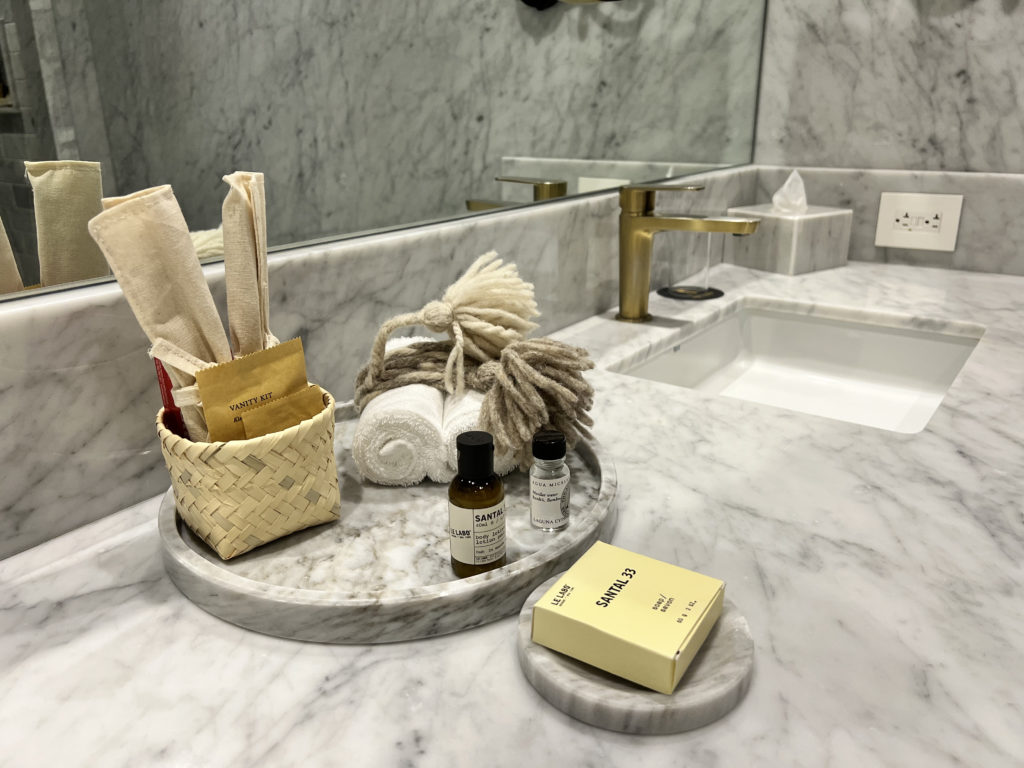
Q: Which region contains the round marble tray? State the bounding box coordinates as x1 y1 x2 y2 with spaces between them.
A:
159 403 618 644
517 575 754 734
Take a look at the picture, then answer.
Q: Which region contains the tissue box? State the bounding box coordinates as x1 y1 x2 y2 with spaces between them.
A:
531 541 724 695
725 203 852 276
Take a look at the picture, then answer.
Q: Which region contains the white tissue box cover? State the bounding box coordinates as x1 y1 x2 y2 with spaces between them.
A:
725 203 852 276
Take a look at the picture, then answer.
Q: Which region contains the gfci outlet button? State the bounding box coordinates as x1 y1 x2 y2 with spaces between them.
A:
875 192 963 252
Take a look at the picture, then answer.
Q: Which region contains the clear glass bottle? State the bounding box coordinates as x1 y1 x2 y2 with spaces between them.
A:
530 430 570 531
449 431 506 578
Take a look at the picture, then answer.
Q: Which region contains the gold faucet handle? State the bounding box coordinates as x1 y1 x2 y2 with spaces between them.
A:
620 183 705 215
494 176 569 201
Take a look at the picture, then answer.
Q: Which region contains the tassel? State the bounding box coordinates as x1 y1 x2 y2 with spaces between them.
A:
477 338 595 466
354 336 596 467
364 251 539 395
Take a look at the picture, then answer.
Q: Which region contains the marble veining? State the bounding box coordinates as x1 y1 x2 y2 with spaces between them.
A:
183 444 601 592
159 416 617 643
757 0 1024 173
518 581 754 734
725 203 851 276
7 160 1024 558
753 166 1024 275
0 164 747 558
56 0 762 243
2 264 1024 768
1 262 1023 766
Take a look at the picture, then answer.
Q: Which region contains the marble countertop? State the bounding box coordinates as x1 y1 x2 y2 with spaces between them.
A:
2 262 1022 767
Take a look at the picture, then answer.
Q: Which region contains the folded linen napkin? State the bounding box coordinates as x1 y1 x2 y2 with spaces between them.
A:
441 391 517 476
222 172 274 356
0 214 23 294
88 185 233 440
26 160 109 286
190 226 224 260
351 383 447 486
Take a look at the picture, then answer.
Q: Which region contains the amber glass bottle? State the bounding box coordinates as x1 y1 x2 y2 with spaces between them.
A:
449 431 506 578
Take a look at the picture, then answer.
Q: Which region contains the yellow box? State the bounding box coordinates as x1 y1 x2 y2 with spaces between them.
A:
531 541 724 694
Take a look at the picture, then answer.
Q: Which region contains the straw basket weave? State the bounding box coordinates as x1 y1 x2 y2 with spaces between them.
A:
156 389 341 560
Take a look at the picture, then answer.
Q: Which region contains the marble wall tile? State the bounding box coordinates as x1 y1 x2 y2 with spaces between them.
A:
48 0 115 191
757 0 1024 173
24 1 76 159
68 0 761 243
754 166 1024 276
0 165 750 558
0 0 58 286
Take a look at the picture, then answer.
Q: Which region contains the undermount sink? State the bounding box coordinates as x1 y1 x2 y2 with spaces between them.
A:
622 298 983 433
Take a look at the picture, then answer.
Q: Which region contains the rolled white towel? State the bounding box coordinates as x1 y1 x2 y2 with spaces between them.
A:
352 384 447 486
190 226 224 260
387 334 436 350
441 390 518 476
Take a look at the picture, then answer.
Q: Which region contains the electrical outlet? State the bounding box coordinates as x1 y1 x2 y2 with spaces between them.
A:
875 192 963 251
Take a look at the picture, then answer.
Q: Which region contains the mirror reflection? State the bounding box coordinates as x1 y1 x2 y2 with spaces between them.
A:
0 0 765 299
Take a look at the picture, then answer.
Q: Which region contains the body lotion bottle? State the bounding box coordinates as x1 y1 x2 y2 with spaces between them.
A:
449 431 506 578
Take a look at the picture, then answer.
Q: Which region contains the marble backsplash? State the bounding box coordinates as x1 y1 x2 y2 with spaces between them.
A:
753 166 1024 275
0 165 753 558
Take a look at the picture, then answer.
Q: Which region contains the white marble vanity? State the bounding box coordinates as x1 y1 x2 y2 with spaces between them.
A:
2 260 1021 766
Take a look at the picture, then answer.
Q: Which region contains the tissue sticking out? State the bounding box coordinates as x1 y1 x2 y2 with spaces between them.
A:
772 170 808 215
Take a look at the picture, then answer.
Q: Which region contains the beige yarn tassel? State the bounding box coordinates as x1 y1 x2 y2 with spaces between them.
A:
477 338 595 466
364 251 539 396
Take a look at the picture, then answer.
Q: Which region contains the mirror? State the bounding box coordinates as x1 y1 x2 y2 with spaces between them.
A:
0 0 766 300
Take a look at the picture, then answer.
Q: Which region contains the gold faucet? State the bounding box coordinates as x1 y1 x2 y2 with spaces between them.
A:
616 184 760 322
466 176 568 211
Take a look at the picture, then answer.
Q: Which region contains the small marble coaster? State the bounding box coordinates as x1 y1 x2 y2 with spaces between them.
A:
517 574 754 734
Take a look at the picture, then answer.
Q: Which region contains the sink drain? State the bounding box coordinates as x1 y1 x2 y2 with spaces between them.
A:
657 286 724 301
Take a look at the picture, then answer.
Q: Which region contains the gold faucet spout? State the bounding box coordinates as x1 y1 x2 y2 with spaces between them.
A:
635 215 760 236
616 184 760 322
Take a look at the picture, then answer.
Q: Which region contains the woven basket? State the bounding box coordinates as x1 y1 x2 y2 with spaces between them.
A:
156 388 341 560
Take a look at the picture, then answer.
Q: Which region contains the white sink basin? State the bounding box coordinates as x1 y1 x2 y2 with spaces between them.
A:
622 299 983 433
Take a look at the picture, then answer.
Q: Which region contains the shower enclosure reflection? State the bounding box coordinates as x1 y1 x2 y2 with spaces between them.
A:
0 0 765 297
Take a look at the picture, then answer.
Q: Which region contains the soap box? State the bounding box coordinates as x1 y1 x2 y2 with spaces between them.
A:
725 203 852 276
531 541 724 695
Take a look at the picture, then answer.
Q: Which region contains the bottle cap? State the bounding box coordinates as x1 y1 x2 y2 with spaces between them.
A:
532 429 566 461
456 431 495 480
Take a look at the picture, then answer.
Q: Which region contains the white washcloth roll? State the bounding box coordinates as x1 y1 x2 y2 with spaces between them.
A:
352 384 447 486
0 213 24 294
388 334 436 350
442 391 518 476
190 226 224 260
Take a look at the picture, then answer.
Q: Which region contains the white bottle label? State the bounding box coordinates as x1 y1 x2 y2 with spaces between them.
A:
449 499 505 565
531 475 570 528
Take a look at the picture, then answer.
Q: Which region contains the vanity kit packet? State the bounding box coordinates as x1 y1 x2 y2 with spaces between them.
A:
531 541 724 694
157 339 341 560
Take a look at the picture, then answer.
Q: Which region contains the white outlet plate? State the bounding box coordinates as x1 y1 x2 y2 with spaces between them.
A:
875 192 963 252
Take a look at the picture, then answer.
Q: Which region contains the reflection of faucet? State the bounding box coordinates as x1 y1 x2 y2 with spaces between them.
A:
616 184 760 322
466 176 568 211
